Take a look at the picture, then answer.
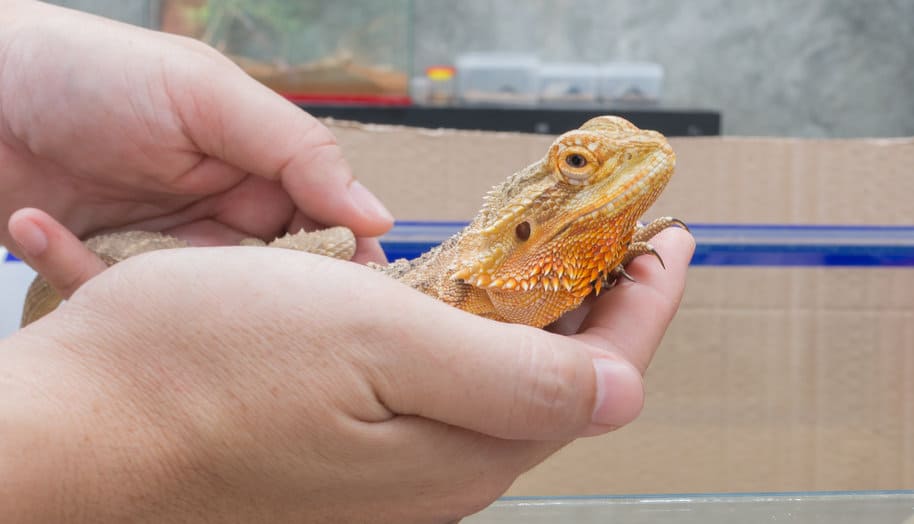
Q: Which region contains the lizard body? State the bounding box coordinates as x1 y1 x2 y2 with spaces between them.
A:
21 116 682 328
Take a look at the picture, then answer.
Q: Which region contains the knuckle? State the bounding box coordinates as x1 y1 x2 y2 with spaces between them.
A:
297 116 340 151
477 474 515 505
285 124 349 180
174 33 230 64
304 136 344 166
512 333 591 435
444 472 513 519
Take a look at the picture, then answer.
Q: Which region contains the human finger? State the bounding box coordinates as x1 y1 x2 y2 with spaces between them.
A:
172 56 393 237
572 227 695 373
546 295 595 335
352 237 388 265
358 291 644 440
362 416 555 519
7 208 108 300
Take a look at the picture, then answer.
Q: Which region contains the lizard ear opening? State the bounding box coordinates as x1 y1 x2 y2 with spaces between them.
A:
515 221 531 241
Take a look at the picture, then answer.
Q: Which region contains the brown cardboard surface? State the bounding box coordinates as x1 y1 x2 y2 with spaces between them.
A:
511 267 914 494
328 121 914 494
330 120 914 225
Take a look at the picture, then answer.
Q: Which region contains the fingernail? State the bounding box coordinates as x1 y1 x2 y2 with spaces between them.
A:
349 181 394 223
591 359 643 427
13 219 48 258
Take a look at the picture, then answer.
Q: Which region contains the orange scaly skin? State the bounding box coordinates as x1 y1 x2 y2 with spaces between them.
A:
21 116 682 329
380 115 681 327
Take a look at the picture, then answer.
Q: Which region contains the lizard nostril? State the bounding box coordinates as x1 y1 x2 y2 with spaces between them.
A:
515 221 531 241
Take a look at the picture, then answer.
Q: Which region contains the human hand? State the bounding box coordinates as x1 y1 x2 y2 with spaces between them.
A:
2 212 694 522
0 0 390 263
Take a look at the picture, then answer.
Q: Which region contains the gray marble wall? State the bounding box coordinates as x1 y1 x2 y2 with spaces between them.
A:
46 0 914 137
412 0 914 138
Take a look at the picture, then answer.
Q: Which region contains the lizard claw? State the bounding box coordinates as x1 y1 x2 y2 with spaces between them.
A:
632 216 690 242
667 217 690 233
620 241 666 269
647 244 666 269
609 266 637 284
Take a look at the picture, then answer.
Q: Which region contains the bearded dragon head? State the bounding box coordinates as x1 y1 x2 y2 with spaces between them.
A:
450 115 675 297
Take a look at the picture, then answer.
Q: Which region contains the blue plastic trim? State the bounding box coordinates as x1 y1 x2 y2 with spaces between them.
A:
379 223 914 267
3 224 913 267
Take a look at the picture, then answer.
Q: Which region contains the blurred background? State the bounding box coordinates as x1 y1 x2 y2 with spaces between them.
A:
4 3 912 518
45 0 914 137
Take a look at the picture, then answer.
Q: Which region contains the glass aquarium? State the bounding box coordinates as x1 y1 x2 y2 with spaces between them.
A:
466 491 914 524
158 0 412 103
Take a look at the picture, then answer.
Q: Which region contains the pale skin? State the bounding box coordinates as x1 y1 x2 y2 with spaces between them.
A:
0 1 695 522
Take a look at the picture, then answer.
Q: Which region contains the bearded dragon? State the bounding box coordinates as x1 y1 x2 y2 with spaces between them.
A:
21 116 684 328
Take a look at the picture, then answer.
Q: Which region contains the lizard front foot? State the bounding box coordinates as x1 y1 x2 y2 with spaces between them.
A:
601 217 689 292
632 216 690 243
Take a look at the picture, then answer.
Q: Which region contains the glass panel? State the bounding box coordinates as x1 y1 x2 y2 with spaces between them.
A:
467 491 914 524
158 0 411 101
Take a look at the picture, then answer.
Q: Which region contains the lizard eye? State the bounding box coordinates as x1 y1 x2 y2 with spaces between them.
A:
557 147 598 184
566 153 587 168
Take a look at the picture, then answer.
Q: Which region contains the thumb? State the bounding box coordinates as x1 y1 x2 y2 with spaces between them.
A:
175 52 393 237
361 293 645 441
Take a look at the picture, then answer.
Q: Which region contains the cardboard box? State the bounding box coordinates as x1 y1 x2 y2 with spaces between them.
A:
2 121 912 496
327 121 914 495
